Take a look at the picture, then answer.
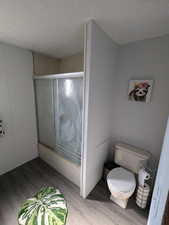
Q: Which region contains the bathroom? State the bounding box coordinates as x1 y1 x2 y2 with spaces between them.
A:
0 7 168 223
32 21 169 225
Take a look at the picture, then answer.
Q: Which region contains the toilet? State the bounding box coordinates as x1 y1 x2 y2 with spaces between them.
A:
107 143 150 209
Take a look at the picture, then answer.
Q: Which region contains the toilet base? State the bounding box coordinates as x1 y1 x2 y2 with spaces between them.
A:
110 195 128 209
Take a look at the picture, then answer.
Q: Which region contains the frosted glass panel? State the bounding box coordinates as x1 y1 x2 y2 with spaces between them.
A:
35 80 55 148
54 78 83 164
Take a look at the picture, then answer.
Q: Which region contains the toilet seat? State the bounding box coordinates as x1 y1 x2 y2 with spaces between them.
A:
107 167 136 193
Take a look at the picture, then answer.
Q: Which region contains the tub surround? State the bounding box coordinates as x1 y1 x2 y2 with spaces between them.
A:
38 144 80 187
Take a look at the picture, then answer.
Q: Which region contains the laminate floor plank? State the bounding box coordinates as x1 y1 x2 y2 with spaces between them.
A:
0 158 148 225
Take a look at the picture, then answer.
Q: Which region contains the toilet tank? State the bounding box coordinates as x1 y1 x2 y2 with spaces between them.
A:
114 143 151 174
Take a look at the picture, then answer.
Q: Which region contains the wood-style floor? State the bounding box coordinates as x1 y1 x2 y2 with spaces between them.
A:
0 158 148 225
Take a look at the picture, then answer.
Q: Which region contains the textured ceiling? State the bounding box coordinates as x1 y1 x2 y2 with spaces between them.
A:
0 0 168 57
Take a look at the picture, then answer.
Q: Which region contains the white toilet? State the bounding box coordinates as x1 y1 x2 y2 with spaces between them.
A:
107 143 150 209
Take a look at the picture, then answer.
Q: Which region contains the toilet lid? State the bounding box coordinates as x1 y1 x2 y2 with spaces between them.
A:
107 167 136 193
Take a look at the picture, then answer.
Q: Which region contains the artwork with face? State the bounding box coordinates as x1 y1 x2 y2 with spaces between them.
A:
128 80 153 103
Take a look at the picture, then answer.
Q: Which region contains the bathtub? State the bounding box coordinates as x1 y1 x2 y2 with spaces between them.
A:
38 143 81 187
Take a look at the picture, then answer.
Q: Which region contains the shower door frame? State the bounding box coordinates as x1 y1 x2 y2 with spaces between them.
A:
53 76 83 164
34 72 84 80
34 71 84 188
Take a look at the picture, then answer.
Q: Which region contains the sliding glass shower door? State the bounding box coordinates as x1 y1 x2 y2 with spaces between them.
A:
35 79 55 149
54 78 83 164
34 76 83 165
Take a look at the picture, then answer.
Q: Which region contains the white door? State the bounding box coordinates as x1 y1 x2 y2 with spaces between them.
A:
148 117 169 225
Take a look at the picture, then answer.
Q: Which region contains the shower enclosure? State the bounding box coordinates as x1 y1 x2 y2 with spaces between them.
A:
34 72 83 167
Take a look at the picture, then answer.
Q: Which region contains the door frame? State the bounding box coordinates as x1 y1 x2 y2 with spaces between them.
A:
147 117 169 225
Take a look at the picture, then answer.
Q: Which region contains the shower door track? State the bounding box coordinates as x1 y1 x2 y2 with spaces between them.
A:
34 72 84 80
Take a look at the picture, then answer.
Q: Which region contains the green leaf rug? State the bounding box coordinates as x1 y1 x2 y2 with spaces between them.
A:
18 187 68 225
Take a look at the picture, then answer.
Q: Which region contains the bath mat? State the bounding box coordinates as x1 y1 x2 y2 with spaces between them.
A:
18 186 68 225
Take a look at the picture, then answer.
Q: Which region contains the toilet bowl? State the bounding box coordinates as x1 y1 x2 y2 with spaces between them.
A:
107 167 136 208
106 143 150 209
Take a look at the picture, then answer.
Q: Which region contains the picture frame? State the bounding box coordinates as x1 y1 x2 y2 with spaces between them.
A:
128 80 153 103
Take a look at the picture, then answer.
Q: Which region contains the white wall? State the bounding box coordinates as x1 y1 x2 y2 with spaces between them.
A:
33 52 83 75
112 35 169 160
0 43 38 175
33 52 60 75
82 21 118 197
59 53 83 73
